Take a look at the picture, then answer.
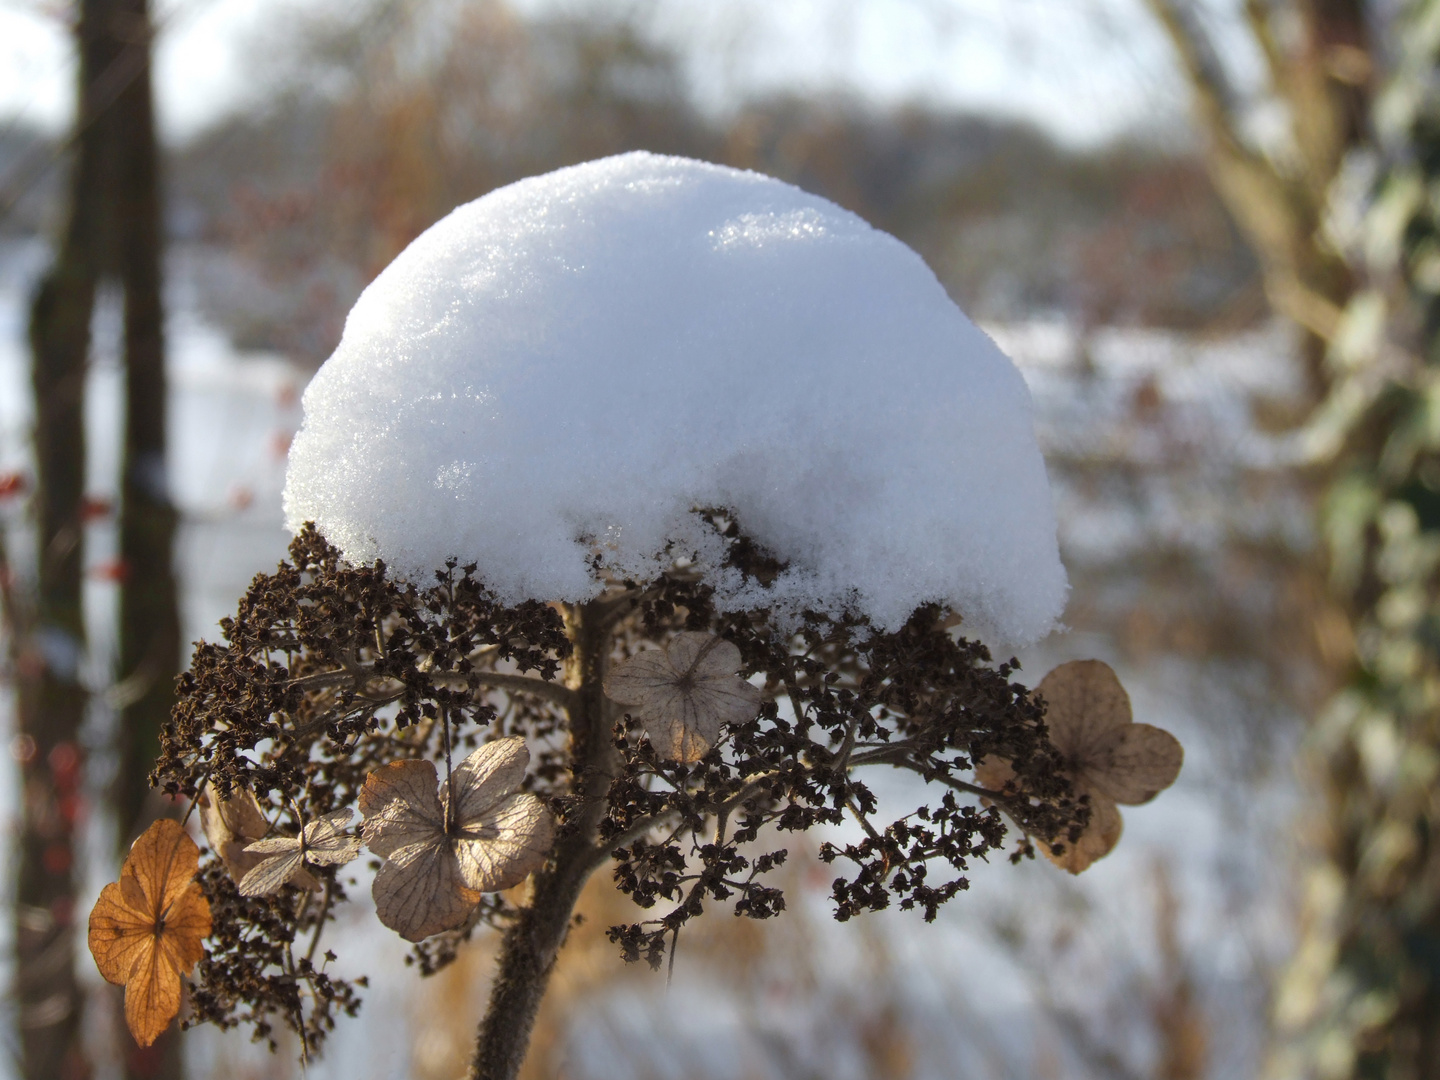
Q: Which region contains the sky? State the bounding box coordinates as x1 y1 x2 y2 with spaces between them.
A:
0 0 1204 147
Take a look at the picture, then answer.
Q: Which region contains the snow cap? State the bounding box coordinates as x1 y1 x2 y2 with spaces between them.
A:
284 152 1066 643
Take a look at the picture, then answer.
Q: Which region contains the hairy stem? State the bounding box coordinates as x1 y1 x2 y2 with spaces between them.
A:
469 600 619 1080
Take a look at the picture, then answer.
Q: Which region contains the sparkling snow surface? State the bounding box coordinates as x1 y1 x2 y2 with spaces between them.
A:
284 152 1066 642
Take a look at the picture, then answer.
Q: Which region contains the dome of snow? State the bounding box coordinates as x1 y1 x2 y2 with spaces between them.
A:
283 152 1066 643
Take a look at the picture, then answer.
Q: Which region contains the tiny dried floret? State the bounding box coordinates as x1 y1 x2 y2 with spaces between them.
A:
604 631 762 762
360 737 555 942
976 659 1183 873
87 819 212 1047
238 809 362 896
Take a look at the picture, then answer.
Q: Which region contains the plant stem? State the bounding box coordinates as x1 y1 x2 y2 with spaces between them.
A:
468 599 619 1080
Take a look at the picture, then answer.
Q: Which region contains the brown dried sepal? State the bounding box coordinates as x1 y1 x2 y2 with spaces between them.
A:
360 738 555 942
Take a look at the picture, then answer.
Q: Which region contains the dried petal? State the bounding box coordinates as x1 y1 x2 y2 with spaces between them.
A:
605 632 762 762
360 741 555 940
1087 724 1184 806
454 792 555 892
124 942 182 1049
974 660 1181 875
198 783 270 884
372 841 482 942
237 845 305 897
88 881 156 987
1041 794 1123 875
443 737 531 823
360 759 445 859
1037 660 1182 810
1035 660 1132 761
973 755 1017 794
87 819 211 1047
302 809 362 866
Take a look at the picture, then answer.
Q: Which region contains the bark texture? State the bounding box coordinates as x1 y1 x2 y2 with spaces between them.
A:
16 0 114 1070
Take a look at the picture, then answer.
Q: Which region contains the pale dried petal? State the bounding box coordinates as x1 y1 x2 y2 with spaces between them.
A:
454 792 554 892
238 850 307 896
1034 660 1132 761
198 784 271 885
303 809 362 866
243 836 300 856
360 759 444 858
689 674 763 728
1041 792 1123 875
359 743 557 939
372 840 482 942
667 631 741 681
444 738 531 824
604 632 762 762
602 650 676 707
1087 724 1184 806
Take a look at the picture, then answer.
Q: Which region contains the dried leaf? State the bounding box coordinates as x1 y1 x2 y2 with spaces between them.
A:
87 819 212 1047
360 738 554 941
604 631 762 761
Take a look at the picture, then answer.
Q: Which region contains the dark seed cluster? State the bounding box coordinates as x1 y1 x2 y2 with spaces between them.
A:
156 520 1082 1055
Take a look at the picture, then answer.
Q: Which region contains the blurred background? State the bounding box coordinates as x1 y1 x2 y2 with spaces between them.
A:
2 1 1432 1078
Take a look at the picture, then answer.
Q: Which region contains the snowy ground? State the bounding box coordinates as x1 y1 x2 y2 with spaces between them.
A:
0 238 1309 1079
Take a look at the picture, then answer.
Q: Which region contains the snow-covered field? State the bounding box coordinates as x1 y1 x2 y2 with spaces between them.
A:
0 236 1309 1079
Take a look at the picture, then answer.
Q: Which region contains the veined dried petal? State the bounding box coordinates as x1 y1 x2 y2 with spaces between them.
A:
198 783 270 883
238 809 361 896
1036 661 1183 808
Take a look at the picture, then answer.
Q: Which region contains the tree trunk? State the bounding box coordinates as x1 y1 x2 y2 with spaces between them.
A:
16 2 120 1074
110 3 183 1077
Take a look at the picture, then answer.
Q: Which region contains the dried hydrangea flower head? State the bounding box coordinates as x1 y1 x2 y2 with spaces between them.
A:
238 809 362 896
604 632 763 761
87 819 212 1046
360 737 555 942
976 659 1183 873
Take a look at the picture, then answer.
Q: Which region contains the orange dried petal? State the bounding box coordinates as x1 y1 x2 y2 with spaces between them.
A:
87 880 153 986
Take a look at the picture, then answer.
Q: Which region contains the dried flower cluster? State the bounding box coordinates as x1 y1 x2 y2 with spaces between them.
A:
92 520 1178 1064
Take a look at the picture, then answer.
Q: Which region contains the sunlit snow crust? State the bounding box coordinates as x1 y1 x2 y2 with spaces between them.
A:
283 152 1066 643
